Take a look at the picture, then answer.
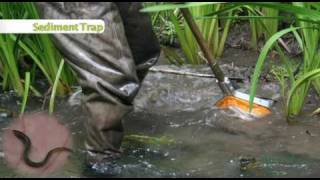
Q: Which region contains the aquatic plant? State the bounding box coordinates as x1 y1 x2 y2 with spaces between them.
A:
0 2 76 113
196 2 320 119
20 72 30 115
123 134 176 146
0 3 24 95
49 59 65 114
245 2 320 120
247 3 279 50
142 2 234 65
142 2 320 120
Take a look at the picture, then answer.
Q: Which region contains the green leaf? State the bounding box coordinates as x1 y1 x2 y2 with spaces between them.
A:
140 2 225 12
237 2 320 20
20 72 30 115
287 68 320 117
49 59 65 114
249 27 304 111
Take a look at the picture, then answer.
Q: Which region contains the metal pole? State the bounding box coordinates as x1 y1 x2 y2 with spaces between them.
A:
180 8 233 95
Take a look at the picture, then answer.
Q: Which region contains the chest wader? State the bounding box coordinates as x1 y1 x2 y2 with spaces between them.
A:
35 2 160 164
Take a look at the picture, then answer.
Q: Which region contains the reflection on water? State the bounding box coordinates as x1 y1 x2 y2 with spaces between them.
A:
1 64 320 178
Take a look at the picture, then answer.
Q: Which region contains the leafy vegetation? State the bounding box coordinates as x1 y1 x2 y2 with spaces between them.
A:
0 2 76 113
144 2 235 64
142 2 320 120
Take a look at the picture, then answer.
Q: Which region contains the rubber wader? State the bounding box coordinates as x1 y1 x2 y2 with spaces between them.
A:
35 2 160 165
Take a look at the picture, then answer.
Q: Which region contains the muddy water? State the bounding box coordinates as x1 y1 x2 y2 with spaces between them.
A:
0 63 320 178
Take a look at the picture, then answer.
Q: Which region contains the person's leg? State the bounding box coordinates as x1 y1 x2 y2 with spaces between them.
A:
115 2 160 81
34 2 141 164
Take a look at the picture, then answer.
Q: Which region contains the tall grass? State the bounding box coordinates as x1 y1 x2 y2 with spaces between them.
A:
20 72 30 115
143 2 233 65
0 2 77 113
244 2 320 120
287 2 320 118
0 3 24 95
247 3 279 49
174 4 233 64
49 59 65 114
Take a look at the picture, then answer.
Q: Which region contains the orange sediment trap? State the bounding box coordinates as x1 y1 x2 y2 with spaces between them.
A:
215 96 272 118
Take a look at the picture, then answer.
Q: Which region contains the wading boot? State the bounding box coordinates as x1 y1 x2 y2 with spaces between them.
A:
35 2 160 177
83 150 123 177
81 92 132 177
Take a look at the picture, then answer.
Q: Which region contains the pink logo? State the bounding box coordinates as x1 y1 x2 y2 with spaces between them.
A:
2 112 73 175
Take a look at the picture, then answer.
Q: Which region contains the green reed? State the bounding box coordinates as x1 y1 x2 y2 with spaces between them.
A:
0 2 76 113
